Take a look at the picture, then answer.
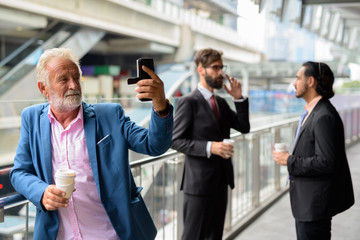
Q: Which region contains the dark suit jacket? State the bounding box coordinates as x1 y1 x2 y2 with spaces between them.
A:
288 98 354 221
172 89 250 195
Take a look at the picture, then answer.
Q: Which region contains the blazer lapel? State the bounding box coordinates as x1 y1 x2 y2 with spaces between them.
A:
194 89 221 133
40 105 53 183
293 99 323 151
82 103 101 192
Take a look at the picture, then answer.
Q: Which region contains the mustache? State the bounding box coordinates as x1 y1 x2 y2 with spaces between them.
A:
217 76 224 81
64 90 81 97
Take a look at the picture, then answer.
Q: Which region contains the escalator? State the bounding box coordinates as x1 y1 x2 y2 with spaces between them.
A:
0 20 105 98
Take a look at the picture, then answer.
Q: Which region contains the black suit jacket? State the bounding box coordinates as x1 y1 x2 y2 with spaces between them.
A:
172 89 250 195
288 98 354 221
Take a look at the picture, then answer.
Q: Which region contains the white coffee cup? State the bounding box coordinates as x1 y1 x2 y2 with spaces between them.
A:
223 139 235 159
223 139 235 145
274 143 287 152
55 169 76 199
56 183 75 199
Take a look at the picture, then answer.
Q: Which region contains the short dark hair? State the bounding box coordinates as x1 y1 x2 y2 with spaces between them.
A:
194 48 223 67
302 61 335 99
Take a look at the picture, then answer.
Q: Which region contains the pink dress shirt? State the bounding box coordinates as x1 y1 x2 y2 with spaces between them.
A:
302 96 322 125
49 106 119 240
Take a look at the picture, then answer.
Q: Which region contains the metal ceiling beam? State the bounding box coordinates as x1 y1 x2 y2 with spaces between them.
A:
254 0 267 13
279 0 289 22
303 0 360 5
328 12 341 40
299 2 306 27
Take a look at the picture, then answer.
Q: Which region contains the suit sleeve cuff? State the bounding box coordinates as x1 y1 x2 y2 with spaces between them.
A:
206 141 212 158
234 96 247 103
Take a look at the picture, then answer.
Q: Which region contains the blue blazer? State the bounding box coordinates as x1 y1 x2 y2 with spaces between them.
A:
10 102 173 240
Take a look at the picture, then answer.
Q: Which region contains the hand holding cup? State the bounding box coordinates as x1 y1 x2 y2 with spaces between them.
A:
55 169 76 199
273 143 290 166
274 143 287 152
223 139 235 159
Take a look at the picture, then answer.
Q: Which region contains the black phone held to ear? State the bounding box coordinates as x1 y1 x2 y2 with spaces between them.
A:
128 58 154 102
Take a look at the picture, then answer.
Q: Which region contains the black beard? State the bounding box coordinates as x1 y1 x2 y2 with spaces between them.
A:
205 75 223 89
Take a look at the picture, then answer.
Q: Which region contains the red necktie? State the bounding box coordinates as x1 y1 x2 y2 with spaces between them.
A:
211 95 220 123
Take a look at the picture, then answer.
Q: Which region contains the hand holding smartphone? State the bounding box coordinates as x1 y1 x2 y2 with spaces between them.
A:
128 58 154 101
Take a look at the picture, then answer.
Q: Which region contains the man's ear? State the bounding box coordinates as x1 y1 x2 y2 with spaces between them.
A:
38 82 48 98
308 76 317 88
197 65 205 76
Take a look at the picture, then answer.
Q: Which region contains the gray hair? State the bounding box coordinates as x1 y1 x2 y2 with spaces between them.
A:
36 48 82 86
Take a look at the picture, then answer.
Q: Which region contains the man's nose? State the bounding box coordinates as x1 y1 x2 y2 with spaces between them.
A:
68 78 78 89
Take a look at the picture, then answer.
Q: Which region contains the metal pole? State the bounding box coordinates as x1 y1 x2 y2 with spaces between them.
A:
25 202 29 240
251 134 260 208
274 127 281 191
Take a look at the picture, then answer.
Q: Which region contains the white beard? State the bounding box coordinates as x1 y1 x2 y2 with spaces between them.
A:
49 89 82 112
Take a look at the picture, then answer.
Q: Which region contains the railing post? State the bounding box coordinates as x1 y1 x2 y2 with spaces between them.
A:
175 156 184 240
273 127 281 191
0 200 4 223
224 186 232 231
25 202 29 240
250 133 260 207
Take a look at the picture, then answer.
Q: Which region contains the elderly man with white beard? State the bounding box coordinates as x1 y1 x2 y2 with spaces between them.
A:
10 48 173 240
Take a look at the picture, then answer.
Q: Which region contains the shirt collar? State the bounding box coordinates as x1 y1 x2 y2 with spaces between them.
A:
305 95 322 113
48 104 83 126
197 83 214 101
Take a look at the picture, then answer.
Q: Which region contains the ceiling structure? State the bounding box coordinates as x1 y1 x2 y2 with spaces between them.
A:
184 0 239 16
254 0 360 60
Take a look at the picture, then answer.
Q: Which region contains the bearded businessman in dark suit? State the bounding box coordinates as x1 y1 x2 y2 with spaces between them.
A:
171 48 250 240
273 61 354 240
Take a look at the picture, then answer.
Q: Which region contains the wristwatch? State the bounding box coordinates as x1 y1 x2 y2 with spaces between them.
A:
153 99 171 117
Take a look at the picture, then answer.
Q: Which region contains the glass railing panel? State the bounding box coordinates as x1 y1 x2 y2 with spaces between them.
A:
259 131 276 203
131 153 184 240
279 126 296 183
230 135 253 224
0 202 35 240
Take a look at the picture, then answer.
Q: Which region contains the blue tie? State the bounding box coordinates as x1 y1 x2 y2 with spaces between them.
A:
294 110 308 144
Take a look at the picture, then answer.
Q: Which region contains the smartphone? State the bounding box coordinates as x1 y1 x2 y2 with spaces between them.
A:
128 58 154 101
127 58 154 84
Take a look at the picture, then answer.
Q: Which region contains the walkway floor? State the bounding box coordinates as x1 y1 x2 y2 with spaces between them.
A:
234 141 360 240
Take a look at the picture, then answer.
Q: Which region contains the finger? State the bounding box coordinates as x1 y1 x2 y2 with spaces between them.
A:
43 193 68 210
225 74 231 81
137 78 156 87
137 79 164 95
50 185 66 196
45 199 68 210
137 92 153 100
50 188 68 201
223 83 231 94
135 84 154 93
142 66 160 82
